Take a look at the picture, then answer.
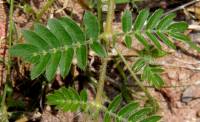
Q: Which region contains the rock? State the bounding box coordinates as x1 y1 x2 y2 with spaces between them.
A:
181 84 200 103
167 69 178 80
197 110 200 118
178 69 191 81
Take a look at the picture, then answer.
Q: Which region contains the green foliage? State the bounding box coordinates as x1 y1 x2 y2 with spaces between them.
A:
47 87 161 122
132 47 165 88
84 11 107 57
10 12 107 81
9 8 200 121
121 9 199 51
115 0 141 4
122 10 132 48
120 9 200 88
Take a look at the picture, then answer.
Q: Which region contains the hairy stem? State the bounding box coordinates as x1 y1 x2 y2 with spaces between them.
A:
95 58 108 104
95 0 115 117
1 84 8 122
7 0 14 79
36 0 55 22
97 0 102 32
115 47 159 111
104 0 115 35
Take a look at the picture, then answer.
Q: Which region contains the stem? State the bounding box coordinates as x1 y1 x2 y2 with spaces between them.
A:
95 58 108 104
97 0 102 32
104 0 115 35
1 84 8 122
95 0 115 105
7 0 14 79
115 47 159 110
36 0 55 22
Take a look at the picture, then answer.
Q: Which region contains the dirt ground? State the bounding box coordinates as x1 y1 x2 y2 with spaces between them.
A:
1 0 200 122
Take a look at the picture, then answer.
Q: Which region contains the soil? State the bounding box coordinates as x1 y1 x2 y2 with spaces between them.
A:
1 0 200 122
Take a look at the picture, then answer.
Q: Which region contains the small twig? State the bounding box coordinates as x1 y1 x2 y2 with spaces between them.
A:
127 84 200 88
164 0 200 16
35 0 55 22
1 84 8 122
189 24 200 31
97 0 103 32
7 0 14 80
114 47 159 111
158 63 200 71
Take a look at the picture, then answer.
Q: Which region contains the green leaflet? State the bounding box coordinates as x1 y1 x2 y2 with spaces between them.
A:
124 35 132 48
157 13 176 30
146 31 162 50
156 32 176 49
169 32 200 52
22 30 49 50
83 11 99 40
141 116 161 122
134 9 149 31
146 9 163 29
59 16 85 44
135 33 149 49
80 89 88 102
68 87 81 112
47 18 73 45
9 44 39 58
80 89 88 110
83 12 107 57
122 10 132 33
59 48 74 78
122 10 132 48
142 65 164 88
151 74 164 88
115 0 130 4
132 58 145 72
104 95 122 122
45 52 61 81
31 54 50 80
91 41 107 57
116 101 139 122
168 21 188 32
34 23 61 48
76 45 88 70
169 32 190 42
150 65 164 73
128 107 152 121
